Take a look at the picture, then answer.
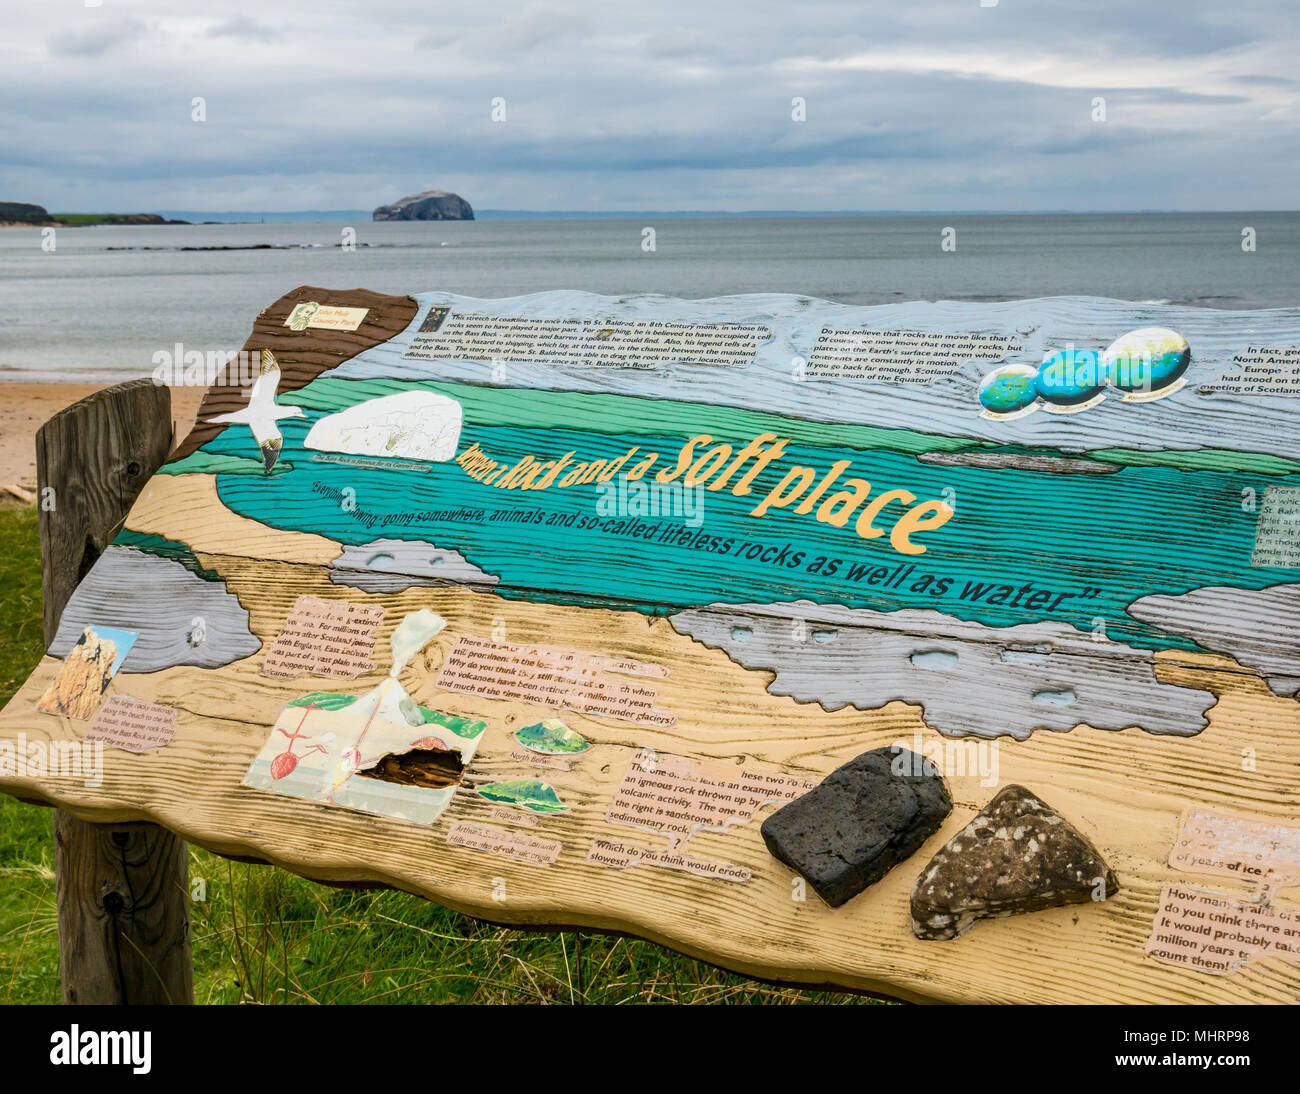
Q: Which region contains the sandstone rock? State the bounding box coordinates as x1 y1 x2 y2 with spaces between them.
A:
372 190 474 221
39 627 118 720
761 747 951 907
910 784 1118 941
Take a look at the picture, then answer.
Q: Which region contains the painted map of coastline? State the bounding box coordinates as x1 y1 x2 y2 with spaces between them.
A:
60 291 1300 745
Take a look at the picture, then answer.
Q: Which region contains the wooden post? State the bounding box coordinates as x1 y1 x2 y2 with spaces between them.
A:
38 379 194 1005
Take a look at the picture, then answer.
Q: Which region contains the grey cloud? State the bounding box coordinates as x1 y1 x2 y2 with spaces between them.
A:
47 16 148 58
641 30 714 59
1233 73 1296 86
493 4 595 51
207 17 284 42
5 0 1298 211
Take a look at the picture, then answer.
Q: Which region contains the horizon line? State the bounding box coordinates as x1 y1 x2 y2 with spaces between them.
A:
124 207 1300 220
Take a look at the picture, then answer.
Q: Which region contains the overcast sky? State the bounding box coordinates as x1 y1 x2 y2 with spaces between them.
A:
2 1 1297 212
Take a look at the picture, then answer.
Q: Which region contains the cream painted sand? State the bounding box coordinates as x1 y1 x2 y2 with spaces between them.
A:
127 473 342 565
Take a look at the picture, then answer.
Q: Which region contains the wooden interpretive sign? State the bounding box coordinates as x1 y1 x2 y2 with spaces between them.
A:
2 285 1298 1003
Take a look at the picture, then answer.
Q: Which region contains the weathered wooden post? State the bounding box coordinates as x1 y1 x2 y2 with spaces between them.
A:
37 378 194 1005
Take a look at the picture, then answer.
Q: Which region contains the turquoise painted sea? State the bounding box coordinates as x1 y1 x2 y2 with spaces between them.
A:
195 377 1300 652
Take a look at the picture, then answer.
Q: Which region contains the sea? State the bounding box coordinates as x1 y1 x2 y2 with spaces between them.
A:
1 211 1297 383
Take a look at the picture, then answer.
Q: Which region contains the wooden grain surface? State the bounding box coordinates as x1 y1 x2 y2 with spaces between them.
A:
3 551 1297 1003
37 378 172 642
2 287 1297 1004
53 810 192 1005
38 378 193 1005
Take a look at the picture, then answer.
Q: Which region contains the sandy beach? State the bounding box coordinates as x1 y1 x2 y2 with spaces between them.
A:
0 383 205 491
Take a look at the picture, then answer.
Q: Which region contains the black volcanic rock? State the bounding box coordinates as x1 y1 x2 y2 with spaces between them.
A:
909 784 1119 941
761 747 952 908
372 190 474 221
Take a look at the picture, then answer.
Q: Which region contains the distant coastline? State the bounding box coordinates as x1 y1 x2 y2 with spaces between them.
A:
0 203 190 228
66 207 1300 224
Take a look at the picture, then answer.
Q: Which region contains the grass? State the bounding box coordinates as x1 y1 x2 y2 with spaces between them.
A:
0 505 875 1004
47 214 167 226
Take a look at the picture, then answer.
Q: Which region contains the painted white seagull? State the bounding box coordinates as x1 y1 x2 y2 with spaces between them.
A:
205 349 306 473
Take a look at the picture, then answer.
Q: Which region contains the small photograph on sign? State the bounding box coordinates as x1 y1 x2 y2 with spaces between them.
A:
418 305 450 333
38 625 137 720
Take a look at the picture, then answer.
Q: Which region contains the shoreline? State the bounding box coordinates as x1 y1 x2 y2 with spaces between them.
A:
0 382 205 490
